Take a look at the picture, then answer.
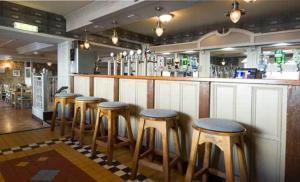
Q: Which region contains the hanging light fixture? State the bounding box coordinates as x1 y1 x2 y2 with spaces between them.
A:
226 0 246 23
111 20 119 45
83 28 90 49
159 13 174 23
155 20 164 37
112 29 118 45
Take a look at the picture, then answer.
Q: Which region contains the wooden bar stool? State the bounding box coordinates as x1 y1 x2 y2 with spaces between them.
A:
51 93 80 136
91 101 134 164
71 96 101 145
185 118 248 182
131 109 182 182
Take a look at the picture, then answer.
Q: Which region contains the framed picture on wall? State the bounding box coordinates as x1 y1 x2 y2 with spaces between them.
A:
13 69 20 77
25 67 31 78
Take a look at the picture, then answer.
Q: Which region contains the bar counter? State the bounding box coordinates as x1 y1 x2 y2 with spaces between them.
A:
71 74 300 182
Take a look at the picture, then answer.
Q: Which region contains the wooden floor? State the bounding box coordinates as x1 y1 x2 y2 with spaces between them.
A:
0 101 48 134
0 126 186 181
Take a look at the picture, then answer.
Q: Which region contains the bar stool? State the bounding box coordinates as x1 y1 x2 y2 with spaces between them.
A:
185 118 248 182
131 109 182 182
51 93 80 136
71 96 101 145
91 101 134 164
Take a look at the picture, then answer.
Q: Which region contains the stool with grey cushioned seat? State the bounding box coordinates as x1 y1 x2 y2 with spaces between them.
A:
131 109 183 182
91 101 134 165
71 96 101 145
185 118 248 182
51 93 81 136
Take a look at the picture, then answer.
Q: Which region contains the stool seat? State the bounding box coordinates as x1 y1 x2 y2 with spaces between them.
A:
75 96 101 101
140 109 178 118
98 101 128 108
55 93 80 98
193 118 245 133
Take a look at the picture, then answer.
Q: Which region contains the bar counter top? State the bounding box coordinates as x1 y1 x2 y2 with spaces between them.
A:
72 74 300 86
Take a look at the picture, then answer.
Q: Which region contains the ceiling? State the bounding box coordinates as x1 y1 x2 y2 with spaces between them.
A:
122 0 300 37
11 0 94 16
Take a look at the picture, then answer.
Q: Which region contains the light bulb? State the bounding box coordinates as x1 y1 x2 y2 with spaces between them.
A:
159 14 173 23
112 35 118 44
47 62 52 66
110 52 114 57
122 51 127 57
137 49 142 55
112 29 118 44
230 9 241 23
244 0 256 2
84 41 90 49
129 50 134 56
221 60 226 66
155 27 164 37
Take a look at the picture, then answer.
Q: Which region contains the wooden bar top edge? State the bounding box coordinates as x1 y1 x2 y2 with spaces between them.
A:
70 74 300 86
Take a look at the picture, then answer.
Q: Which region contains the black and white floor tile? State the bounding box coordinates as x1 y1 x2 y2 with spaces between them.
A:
0 137 152 182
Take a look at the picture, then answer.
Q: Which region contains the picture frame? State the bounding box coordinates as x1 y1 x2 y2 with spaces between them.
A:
13 69 20 77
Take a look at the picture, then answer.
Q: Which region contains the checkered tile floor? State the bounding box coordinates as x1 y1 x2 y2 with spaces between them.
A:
0 137 152 182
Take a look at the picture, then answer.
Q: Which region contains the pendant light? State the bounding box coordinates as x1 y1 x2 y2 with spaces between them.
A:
159 13 174 23
155 20 164 37
112 29 118 45
226 0 245 23
83 28 90 49
111 20 119 45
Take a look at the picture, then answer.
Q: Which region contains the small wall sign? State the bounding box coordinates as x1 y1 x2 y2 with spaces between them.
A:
13 69 20 77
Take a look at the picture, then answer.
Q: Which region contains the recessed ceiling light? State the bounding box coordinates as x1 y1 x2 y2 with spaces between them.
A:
221 47 235 51
162 52 171 55
184 50 196 54
33 51 38 55
243 0 256 3
272 43 291 47
127 14 136 18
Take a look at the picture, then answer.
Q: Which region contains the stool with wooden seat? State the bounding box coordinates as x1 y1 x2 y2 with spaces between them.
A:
71 96 101 145
51 93 80 136
131 109 182 182
91 101 134 164
185 118 248 182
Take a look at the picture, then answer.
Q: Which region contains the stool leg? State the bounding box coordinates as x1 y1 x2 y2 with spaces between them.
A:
148 127 155 161
107 111 114 164
60 100 66 136
185 128 200 182
79 103 86 145
172 121 183 174
131 118 146 180
125 110 134 154
223 137 234 182
92 108 101 156
236 136 248 182
90 108 95 130
71 104 78 139
202 142 212 182
161 122 170 182
51 98 59 131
